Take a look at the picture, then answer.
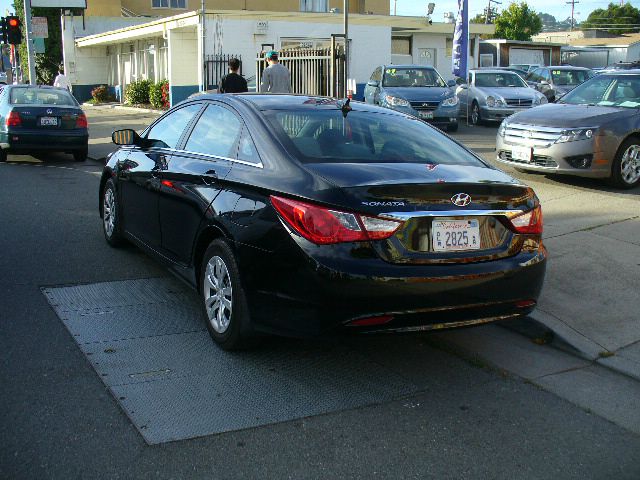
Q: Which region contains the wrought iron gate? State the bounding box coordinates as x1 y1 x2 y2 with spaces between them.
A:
255 46 345 97
204 54 242 91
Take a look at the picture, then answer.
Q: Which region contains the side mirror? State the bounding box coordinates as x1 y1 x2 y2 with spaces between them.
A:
367 80 379 87
112 129 141 146
447 79 456 88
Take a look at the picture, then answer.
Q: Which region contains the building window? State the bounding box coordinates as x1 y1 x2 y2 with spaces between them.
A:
391 36 411 56
152 0 186 8
300 0 328 12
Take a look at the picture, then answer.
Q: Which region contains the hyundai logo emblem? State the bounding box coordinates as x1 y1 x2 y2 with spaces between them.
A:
46 109 53 115
451 193 471 207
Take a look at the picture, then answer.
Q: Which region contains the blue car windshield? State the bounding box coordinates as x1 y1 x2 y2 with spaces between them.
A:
475 73 527 88
559 74 640 108
382 68 446 87
264 108 484 166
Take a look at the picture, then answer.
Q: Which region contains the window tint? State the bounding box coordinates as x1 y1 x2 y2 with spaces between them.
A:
382 68 445 87
185 104 242 158
238 126 261 164
526 69 543 82
370 67 382 83
146 103 201 149
475 73 527 88
264 108 485 167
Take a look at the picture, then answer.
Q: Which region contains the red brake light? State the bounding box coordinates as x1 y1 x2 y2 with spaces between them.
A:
6 111 21 127
76 113 88 128
509 205 543 234
270 196 403 245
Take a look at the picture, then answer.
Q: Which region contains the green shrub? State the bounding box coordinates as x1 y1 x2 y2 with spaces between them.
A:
91 85 109 103
124 79 151 105
149 80 169 109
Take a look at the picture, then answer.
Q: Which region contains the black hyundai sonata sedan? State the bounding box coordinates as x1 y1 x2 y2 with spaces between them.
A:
100 94 546 350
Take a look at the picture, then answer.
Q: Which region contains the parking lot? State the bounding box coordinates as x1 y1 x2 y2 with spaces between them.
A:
1 107 640 479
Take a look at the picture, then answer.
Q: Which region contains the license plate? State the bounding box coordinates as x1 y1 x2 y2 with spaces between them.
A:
431 219 481 252
419 111 434 120
512 145 532 162
40 117 58 126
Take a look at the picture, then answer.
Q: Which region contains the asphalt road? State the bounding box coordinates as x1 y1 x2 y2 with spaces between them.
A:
1 125 640 479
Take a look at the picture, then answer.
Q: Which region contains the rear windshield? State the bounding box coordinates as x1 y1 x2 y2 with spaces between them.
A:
551 69 591 85
263 108 485 166
475 73 527 88
10 88 76 106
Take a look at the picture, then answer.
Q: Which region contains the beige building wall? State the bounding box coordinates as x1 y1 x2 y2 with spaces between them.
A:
86 0 123 17
112 0 388 18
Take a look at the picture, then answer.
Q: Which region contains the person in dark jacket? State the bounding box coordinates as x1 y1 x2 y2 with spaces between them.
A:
218 58 248 94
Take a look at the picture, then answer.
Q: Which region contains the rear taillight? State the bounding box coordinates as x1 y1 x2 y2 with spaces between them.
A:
6 111 21 127
270 195 403 245
75 113 88 128
509 205 543 234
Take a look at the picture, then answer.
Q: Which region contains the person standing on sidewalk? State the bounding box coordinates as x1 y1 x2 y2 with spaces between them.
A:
53 66 71 91
259 51 291 94
218 58 248 94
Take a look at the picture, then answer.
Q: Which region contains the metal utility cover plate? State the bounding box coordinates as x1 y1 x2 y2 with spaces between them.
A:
42 277 425 445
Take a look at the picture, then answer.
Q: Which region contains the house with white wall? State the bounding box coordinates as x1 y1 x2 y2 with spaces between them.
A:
64 9 493 105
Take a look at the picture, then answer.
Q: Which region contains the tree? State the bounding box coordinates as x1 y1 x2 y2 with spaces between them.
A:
471 13 487 24
581 3 640 35
493 2 543 41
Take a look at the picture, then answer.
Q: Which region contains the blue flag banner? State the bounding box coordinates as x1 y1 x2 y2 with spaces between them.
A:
452 0 469 79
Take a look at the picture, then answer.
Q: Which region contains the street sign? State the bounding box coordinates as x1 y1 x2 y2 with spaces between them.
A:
32 17 48 39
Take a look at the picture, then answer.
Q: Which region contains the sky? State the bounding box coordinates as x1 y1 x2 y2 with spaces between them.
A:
0 0 12 16
391 0 624 24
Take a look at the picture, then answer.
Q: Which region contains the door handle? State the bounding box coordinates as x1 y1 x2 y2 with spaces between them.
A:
201 170 218 186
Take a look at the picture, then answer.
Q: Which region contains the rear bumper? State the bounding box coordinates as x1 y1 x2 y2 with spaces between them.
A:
0 129 88 152
237 234 547 337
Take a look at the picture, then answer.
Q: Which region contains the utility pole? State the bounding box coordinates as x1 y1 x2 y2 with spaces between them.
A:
484 0 501 24
24 0 36 85
566 0 579 31
344 0 348 98
394 0 397 16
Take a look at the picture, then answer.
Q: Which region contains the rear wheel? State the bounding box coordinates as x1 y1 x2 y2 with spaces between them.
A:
608 138 640 189
0 149 6 162
447 123 459 133
73 148 88 162
200 240 256 350
470 101 481 126
102 179 125 247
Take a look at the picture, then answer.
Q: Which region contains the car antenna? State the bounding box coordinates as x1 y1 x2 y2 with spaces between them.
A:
339 98 352 118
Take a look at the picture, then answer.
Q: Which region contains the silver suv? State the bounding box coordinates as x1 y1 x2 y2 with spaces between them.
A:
496 70 640 189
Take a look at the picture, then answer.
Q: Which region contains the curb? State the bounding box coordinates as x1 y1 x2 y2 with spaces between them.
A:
82 103 164 115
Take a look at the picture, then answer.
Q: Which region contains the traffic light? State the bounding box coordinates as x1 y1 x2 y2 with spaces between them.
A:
6 16 22 45
0 17 6 45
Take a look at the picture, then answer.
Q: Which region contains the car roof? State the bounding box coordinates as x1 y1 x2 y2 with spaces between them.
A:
189 93 397 114
543 66 590 70
470 69 523 74
382 64 436 70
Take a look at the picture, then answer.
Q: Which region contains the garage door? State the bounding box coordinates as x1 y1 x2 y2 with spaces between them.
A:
510 48 545 66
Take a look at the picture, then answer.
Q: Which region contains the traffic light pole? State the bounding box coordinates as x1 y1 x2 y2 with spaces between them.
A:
23 0 36 85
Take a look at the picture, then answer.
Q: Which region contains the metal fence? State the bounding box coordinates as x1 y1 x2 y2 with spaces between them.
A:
256 46 345 97
204 54 242 91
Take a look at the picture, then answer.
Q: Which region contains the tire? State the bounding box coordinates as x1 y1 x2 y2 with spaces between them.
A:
470 101 481 126
608 138 640 189
200 240 256 350
73 148 88 162
102 179 125 247
0 149 6 162
447 123 459 133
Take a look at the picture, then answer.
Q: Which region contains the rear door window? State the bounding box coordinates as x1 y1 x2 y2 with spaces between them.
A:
184 104 242 158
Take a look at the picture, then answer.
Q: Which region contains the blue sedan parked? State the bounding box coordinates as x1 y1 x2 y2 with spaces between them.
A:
363 65 459 132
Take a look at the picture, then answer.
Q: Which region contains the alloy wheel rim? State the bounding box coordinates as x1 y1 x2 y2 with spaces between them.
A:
620 144 640 185
471 105 479 124
103 189 115 237
203 256 233 333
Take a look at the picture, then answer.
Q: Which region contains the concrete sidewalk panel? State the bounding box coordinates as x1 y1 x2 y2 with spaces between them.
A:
538 231 640 353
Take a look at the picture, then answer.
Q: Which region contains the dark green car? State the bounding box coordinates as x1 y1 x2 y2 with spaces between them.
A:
0 85 89 162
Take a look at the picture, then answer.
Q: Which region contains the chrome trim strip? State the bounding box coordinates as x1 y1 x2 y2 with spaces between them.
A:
378 209 524 221
176 149 264 169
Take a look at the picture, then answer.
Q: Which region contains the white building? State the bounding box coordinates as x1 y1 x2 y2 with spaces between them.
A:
64 10 493 105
